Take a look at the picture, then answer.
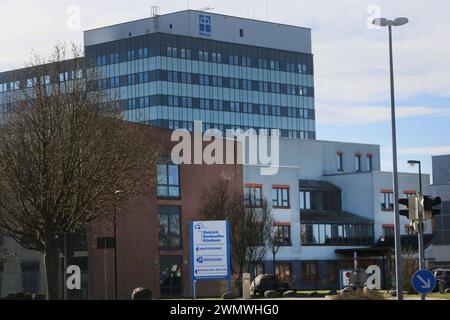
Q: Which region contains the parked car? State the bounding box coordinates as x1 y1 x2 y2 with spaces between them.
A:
432 269 450 290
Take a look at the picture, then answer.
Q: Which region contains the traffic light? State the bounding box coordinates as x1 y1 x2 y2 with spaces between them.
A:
399 196 418 220
398 195 441 221
423 196 441 220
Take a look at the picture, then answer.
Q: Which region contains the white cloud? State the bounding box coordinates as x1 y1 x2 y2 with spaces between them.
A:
316 104 449 125
399 146 450 156
1 0 450 108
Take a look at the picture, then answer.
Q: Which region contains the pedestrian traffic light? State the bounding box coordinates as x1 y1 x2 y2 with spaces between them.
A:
423 196 441 220
399 196 418 220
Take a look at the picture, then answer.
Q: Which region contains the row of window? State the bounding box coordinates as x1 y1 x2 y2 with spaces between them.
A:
382 225 416 237
300 223 374 246
0 70 83 93
118 94 315 120
245 185 291 209
93 45 310 75
336 152 373 172
150 120 316 139
380 190 416 211
246 185 342 212
256 261 339 283
299 190 341 211
93 69 313 97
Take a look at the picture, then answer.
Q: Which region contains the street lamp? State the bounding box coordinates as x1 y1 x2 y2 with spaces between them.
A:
372 16 409 301
113 190 124 300
408 160 425 300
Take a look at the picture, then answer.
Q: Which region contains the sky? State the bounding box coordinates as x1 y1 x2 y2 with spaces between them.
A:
1 0 449 180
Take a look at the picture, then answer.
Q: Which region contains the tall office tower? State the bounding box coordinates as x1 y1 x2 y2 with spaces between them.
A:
84 10 315 139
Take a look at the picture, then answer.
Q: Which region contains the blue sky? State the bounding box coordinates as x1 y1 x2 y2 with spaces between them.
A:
1 0 449 179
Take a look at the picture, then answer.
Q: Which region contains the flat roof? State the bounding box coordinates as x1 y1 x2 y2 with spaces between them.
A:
84 9 311 33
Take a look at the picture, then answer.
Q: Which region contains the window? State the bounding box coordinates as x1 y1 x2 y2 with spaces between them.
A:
110 53 119 64
337 152 344 171
367 154 373 171
301 223 373 246
274 225 291 246
138 48 148 59
275 263 291 282
382 225 394 237
97 55 107 66
21 261 41 294
181 48 191 59
157 159 180 198
244 185 263 207
355 154 361 172
198 51 209 62
299 191 311 210
272 186 290 208
381 191 394 211
158 206 181 249
167 47 178 58
327 261 338 283
239 29 244 37
304 190 341 211
405 225 415 235
159 256 182 296
212 52 222 63
302 262 318 282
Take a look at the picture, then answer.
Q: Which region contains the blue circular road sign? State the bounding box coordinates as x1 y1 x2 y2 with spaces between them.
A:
412 270 436 294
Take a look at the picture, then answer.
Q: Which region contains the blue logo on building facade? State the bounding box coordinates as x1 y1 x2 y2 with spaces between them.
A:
199 15 212 36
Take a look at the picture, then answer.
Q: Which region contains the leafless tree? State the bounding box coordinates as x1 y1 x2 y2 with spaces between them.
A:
267 224 281 279
197 176 273 284
0 44 161 299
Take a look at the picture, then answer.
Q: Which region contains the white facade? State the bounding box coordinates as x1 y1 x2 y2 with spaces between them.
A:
243 137 430 289
84 10 312 53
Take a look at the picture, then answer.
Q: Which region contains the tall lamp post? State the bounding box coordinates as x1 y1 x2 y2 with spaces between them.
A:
372 16 409 300
408 160 425 300
113 190 124 300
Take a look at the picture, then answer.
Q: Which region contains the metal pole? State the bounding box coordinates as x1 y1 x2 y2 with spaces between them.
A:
104 240 108 300
388 24 404 300
113 198 118 300
417 163 426 300
418 163 423 195
64 233 68 300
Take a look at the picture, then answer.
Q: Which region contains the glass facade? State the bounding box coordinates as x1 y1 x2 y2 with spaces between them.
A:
300 223 374 246
85 32 316 139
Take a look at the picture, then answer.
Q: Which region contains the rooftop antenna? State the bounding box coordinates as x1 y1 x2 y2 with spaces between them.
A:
197 7 214 12
266 0 269 21
151 5 160 17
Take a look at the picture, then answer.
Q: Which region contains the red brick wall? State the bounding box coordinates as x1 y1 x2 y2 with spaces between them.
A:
88 127 243 299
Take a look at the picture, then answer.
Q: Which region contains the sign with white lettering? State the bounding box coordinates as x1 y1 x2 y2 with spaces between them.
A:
190 221 230 281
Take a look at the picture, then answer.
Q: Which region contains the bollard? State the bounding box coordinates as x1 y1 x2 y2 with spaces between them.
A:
439 280 446 294
242 273 251 299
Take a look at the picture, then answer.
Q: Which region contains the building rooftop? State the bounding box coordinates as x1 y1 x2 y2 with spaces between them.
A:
83 9 312 53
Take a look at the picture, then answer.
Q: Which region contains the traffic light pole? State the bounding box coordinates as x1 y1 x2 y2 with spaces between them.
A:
417 163 426 300
417 194 425 300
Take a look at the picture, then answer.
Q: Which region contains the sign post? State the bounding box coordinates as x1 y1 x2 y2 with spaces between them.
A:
412 270 436 296
190 221 231 299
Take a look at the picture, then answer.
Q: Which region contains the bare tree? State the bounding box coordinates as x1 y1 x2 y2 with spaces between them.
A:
267 224 281 279
0 44 161 299
197 176 273 285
